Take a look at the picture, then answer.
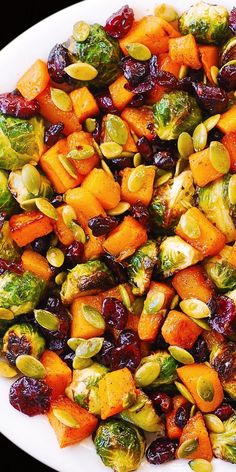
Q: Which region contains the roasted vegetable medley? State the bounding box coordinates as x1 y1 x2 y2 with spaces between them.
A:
1 2 236 471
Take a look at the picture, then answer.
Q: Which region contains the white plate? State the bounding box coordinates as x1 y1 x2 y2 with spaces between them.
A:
0 0 235 470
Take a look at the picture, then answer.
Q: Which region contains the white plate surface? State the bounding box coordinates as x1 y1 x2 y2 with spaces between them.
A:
0 0 235 470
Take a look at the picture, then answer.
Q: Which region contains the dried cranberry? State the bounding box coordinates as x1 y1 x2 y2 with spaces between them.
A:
9 377 51 416
151 135 177 154
109 156 133 170
149 55 159 78
153 151 177 171
104 5 134 39
155 69 179 89
102 297 128 329
44 122 64 146
136 136 153 163
0 212 7 230
190 336 209 363
214 403 235 421
96 92 118 114
60 348 75 369
4 331 31 365
130 201 151 229
31 235 51 256
129 93 146 107
64 241 84 269
117 329 140 347
174 404 191 428
149 392 173 414
88 215 118 236
146 437 177 464
92 120 102 143
95 338 115 367
0 93 39 119
125 78 154 95
193 82 229 114
208 295 236 336
40 295 71 351
101 253 128 284
50 194 64 207
47 44 72 83
0 258 23 275
111 344 141 372
218 64 236 92
229 7 236 34
120 56 150 86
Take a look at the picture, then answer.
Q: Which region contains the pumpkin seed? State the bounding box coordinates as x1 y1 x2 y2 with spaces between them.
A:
130 129 138 143
70 221 86 243
35 198 58 220
204 414 225 433
64 62 98 81
178 438 199 459
55 271 67 285
209 141 230 174
34 309 59 331
189 459 212 472
144 292 165 315
101 159 113 178
154 3 178 22
82 304 105 330
180 213 201 239
75 337 104 358
46 247 65 267
67 145 94 160
193 123 208 152
168 346 194 365
190 404 197 418
204 361 211 368
73 356 93 370
126 42 151 61
58 154 77 178
155 172 172 187
50 88 72 112
107 201 130 216
0 360 17 378
106 114 128 145
16 354 46 379
22 164 41 196
62 204 77 227
197 376 214 402
131 298 144 315
190 317 211 330
133 152 142 167
100 142 123 159
119 284 131 309
135 362 161 387
179 65 189 80
170 294 179 310
210 65 219 85
73 20 90 42
128 395 147 412
180 298 210 319
85 117 96 133
175 381 195 404
67 337 83 351
178 132 194 159
128 165 146 192
203 114 220 132
0 307 14 320
53 408 80 428
93 139 103 158
175 157 188 176
203 73 207 84
228 174 236 205
20 198 37 210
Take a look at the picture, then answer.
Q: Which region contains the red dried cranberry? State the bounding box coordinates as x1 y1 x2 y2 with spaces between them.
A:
125 78 154 95
193 82 228 114
4 331 31 365
109 156 133 170
174 404 191 428
146 438 177 464
96 92 118 114
120 56 150 86
47 44 72 83
130 201 151 229
129 93 146 107
149 392 173 414
214 403 235 421
111 344 141 372
95 338 115 367
0 212 7 230
64 241 84 269
190 336 209 363
155 69 179 89
0 258 23 275
88 215 118 236
136 136 153 163
102 297 128 329
117 329 140 347
153 151 177 171
0 93 39 119
104 5 134 39
101 253 128 284
50 194 64 207
218 64 236 92
208 295 236 336
31 235 51 256
9 377 51 416
151 136 177 154
60 348 75 369
229 7 236 34
44 122 64 146
92 120 102 143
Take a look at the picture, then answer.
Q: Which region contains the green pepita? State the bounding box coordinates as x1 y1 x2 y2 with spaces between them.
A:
53 408 80 428
73 356 93 370
73 20 90 42
120 151 134 158
100 142 123 159
75 337 104 358
135 362 161 387
131 298 144 316
20 198 37 211
133 152 142 167
128 395 147 412
175 157 188 176
46 247 65 268
106 114 128 145
189 459 212 472
82 304 105 330
178 438 199 459
22 164 41 196
67 145 94 160
175 381 195 404
0 360 17 378
190 317 211 330
16 354 46 379
67 337 83 351
35 198 58 220
179 65 189 80
155 172 172 187
190 404 197 418
128 165 146 192
170 294 179 310
154 3 178 22
203 114 220 132
64 62 98 81
85 117 96 133
209 141 230 174
130 129 138 143
55 271 67 285
62 204 77 227
228 174 236 205
101 160 113 178
34 309 59 331
178 132 194 159
193 123 208 152
204 414 225 433
107 201 130 216
197 376 214 402
58 154 77 179
0 308 14 320
93 139 103 158
180 213 201 239
144 292 165 315
50 88 72 112
70 221 86 243
126 42 151 61
168 346 194 365
210 65 219 85
180 298 210 319
119 284 131 309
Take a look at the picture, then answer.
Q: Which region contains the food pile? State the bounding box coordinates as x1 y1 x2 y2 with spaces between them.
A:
0 2 236 471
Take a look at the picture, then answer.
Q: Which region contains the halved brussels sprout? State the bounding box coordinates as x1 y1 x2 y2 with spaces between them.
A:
204 247 236 292
137 351 178 389
210 341 236 400
0 170 16 214
3 322 45 365
221 37 236 66
120 390 165 433
159 235 203 278
210 414 236 463
128 240 158 296
0 222 21 260
8 169 53 208
0 271 46 315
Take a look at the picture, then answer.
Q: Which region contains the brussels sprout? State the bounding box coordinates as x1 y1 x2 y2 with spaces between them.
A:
128 241 158 296
0 115 45 171
67 24 121 89
150 170 195 230
66 362 108 414
3 322 45 365
210 341 236 400
0 271 46 315
159 235 203 278
153 91 202 140
204 248 236 292
210 414 236 463
0 222 21 260
94 419 145 472
8 169 53 208
179 2 229 45
61 260 115 304
198 175 236 243
138 351 178 389
0 170 16 214
120 390 165 433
